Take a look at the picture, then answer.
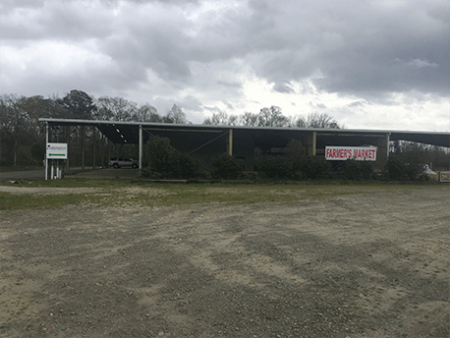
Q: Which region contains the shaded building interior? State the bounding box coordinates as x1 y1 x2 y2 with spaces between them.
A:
40 118 450 172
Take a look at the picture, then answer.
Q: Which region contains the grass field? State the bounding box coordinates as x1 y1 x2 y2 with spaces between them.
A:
0 178 439 211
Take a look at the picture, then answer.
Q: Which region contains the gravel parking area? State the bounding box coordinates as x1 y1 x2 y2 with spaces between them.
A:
1 185 448 337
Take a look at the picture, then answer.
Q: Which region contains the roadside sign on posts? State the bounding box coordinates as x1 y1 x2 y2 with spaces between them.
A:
439 172 450 182
46 143 68 160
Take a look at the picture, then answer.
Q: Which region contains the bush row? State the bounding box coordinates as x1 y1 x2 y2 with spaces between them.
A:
141 136 434 181
141 136 244 179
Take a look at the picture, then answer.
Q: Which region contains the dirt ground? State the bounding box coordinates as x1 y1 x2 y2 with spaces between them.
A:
0 185 448 338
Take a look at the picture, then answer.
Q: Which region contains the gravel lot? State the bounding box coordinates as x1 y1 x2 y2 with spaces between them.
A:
1 185 448 337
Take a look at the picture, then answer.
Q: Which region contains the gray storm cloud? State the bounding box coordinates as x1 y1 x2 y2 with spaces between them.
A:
1 0 448 129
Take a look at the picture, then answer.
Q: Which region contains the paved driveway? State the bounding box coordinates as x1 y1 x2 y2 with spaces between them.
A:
0 170 46 180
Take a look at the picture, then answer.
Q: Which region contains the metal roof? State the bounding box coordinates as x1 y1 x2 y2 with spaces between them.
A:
39 118 450 148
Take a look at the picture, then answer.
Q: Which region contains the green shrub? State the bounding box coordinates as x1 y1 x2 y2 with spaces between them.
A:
285 140 307 172
301 157 330 180
385 157 424 181
211 153 243 179
417 173 431 182
143 135 200 179
140 169 162 179
146 135 174 176
259 155 294 179
340 160 374 180
168 152 200 179
259 153 329 181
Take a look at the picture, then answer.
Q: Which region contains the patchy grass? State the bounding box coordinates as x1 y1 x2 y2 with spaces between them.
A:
0 192 100 211
128 183 359 208
0 178 133 188
0 180 431 211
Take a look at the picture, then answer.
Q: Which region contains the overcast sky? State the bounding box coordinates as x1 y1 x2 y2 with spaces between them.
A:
1 0 449 131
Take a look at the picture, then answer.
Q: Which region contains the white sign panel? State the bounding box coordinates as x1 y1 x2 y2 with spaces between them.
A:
325 146 377 161
46 143 68 159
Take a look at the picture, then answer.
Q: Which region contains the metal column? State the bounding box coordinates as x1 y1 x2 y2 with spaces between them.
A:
307 131 316 156
65 126 70 175
45 123 48 180
386 132 391 158
92 126 96 169
81 126 85 171
228 129 233 156
139 125 143 169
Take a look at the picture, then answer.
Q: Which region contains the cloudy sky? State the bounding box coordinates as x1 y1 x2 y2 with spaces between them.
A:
1 0 449 131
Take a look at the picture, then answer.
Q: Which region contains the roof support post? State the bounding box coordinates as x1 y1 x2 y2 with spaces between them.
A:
65 126 70 175
228 129 233 156
80 126 85 171
139 124 143 169
108 140 111 165
45 122 48 180
92 126 96 170
100 133 104 169
386 132 390 159
307 131 316 156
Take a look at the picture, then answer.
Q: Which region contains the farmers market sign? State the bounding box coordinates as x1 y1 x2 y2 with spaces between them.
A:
46 143 68 159
325 146 377 161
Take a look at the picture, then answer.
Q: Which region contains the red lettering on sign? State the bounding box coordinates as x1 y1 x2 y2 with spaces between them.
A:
326 146 377 161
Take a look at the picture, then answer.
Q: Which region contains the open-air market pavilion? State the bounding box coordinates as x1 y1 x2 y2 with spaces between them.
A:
39 118 450 173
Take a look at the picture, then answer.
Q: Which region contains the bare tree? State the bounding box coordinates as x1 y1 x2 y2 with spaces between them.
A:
307 112 340 129
294 116 307 128
204 111 238 126
95 97 137 121
132 104 162 122
257 106 291 127
239 112 259 127
165 104 188 124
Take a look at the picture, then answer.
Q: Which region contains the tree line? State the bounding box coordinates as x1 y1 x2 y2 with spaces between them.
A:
204 106 340 129
0 89 341 167
1 89 447 174
0 90 189 167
